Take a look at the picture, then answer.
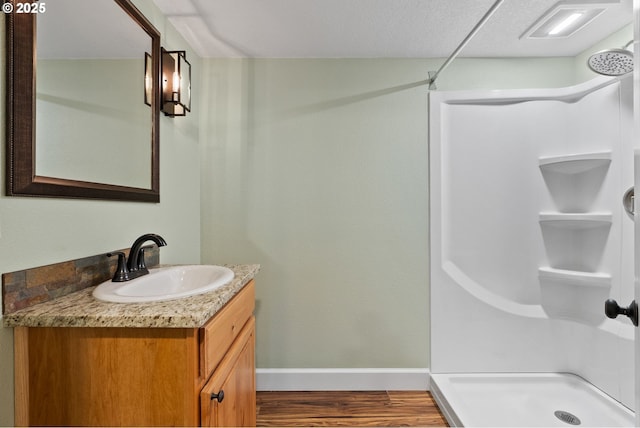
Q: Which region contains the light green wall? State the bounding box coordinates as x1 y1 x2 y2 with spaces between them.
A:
36 59 151 188
199 57 576 370
0 3 202 425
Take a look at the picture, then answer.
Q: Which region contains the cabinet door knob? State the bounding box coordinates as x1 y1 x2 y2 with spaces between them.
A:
211 390 224 403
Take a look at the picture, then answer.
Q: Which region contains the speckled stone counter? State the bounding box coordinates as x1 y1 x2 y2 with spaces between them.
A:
3 264 259 328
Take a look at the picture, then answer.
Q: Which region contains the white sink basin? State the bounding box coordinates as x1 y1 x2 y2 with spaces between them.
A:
93 265 235 303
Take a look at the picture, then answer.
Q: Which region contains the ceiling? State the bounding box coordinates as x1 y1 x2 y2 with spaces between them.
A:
151 0 633 59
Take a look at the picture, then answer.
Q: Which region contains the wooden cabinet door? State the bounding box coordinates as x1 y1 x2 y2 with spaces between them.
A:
15 326 200 427
201 317 256 427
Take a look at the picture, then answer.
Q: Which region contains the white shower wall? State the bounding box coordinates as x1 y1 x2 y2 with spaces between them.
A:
429 76 635 409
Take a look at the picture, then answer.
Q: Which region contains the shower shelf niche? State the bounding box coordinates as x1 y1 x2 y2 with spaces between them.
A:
539 267 611 324
539 213 612 228
538 151 611 174
537 147 613 325
538 267 611 288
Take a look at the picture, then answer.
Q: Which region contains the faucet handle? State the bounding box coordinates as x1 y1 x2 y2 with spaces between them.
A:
107 252 130 282
137 248 148 271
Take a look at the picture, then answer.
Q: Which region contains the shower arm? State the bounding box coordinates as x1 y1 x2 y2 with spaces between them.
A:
427 0 505 90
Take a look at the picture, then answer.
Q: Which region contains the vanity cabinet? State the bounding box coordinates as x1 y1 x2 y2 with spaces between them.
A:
14 280 256 427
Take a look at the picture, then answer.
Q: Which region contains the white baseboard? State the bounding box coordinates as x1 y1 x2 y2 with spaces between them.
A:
256 368 430 391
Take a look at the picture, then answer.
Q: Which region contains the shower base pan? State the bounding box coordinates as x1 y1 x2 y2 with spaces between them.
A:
430 373 634 427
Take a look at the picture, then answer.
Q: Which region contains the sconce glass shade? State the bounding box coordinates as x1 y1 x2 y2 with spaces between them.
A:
161 49 191 117
144 52 152 106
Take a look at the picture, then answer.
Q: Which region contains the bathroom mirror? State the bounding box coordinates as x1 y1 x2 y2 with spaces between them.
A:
6 0 161 202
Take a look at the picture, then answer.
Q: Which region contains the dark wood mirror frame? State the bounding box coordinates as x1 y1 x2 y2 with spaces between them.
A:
5 0 161 202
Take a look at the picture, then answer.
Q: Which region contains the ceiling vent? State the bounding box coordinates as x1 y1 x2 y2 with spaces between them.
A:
521 1 617 39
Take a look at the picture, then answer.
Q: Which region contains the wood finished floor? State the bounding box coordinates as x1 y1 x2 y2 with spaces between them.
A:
256 391 449 427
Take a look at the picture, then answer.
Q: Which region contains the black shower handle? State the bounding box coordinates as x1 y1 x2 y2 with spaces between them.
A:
604 299 638 326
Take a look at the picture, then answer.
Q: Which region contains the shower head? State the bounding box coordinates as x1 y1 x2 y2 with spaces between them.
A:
587 41 634 76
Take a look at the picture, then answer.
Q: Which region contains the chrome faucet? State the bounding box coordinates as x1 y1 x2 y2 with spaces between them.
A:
108 233 167 282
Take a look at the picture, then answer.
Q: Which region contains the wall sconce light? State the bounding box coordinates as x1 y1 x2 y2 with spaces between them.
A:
161 49 191 117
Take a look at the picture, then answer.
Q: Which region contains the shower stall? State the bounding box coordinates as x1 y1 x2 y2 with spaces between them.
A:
429 75 635 426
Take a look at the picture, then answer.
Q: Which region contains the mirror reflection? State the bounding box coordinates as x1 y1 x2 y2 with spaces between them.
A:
35 0 152 189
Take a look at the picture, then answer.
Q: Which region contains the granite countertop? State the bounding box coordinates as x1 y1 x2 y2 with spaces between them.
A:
3 264 260 329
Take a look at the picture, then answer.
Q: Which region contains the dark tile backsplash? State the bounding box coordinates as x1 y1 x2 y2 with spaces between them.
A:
2 246 159 315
